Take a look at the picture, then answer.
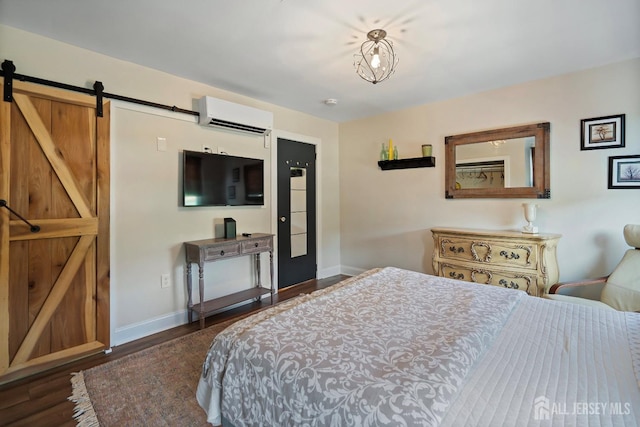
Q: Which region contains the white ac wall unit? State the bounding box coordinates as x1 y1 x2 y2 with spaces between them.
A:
198 96 273 136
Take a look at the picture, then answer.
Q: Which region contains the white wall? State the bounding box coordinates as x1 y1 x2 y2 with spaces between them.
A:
339 58 640 281
0 25 341 345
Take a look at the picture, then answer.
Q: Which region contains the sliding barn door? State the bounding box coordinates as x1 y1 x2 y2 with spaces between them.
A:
0 80 110 383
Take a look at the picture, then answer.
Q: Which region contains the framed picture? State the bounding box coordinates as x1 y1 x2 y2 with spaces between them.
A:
608 155 640 189
580 114 625 150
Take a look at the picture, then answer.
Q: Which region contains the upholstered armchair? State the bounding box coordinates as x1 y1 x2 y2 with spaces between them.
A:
545 224 640 311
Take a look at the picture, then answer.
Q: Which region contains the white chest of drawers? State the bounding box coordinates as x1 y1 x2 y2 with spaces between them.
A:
431 227 561 297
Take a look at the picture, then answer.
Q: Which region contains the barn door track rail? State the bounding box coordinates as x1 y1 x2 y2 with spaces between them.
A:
0 59 199 118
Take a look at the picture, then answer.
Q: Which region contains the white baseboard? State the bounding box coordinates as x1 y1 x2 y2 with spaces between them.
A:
114 267 366 346
340 265 367 276
318 265 342 279
112 295 273 346
113 309 188 346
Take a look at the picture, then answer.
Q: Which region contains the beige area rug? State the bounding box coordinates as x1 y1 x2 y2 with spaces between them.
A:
68 316 246 427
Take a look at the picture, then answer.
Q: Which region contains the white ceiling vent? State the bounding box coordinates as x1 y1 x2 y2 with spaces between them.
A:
198 96 273 136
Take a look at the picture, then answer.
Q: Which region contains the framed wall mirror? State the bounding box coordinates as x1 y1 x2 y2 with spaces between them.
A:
445 122 550 199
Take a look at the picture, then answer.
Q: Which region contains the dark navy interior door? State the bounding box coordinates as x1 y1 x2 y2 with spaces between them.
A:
277 138 317 288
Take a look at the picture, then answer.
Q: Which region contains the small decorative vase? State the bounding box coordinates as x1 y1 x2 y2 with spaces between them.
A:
393 146 398 160
379 143 388 161
522 203 538 234
422 144 432 157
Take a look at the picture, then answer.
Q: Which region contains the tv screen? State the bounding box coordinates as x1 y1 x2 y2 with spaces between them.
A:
182 150 264 207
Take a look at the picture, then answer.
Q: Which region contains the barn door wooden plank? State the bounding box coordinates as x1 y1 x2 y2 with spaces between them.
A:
9 217 99 241
6 99 34 362
49 100 96 352
12 93 92 218
12 234 95 365
25 97 54 359
96 101 110 345
0 95 10 372
4 341 106 377
84 244 97 343
13 80 95 108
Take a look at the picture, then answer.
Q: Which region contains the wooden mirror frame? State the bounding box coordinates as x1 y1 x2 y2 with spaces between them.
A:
445 122 550 199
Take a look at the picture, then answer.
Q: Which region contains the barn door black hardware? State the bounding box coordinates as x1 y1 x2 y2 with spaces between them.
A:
0 199 40 232
2 59 15 102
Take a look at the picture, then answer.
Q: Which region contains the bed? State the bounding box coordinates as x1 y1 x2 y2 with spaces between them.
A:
196 267 640 426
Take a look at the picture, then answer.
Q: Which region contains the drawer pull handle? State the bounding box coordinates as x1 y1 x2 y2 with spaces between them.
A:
220 250 225 256
449 272 464 280
254 243 259 247
499 279 519 289
499 250 520 260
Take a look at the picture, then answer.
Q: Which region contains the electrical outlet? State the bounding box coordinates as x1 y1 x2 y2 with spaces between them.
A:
161 273 171 288
202 144 212 153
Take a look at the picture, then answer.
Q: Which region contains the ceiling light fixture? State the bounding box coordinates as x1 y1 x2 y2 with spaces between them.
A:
354 29 398 85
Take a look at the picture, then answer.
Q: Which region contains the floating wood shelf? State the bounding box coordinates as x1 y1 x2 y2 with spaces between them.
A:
378 157 436 170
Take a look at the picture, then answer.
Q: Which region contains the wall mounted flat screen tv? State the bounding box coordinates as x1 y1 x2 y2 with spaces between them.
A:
183 150 264 207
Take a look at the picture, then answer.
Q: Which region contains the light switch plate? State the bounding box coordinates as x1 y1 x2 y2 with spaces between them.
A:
156 137 167 152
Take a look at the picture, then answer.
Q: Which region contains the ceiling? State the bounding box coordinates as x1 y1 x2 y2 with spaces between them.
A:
1 0 639 122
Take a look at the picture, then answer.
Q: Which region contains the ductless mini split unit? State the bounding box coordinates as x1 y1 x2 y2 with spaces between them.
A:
198 96 273 136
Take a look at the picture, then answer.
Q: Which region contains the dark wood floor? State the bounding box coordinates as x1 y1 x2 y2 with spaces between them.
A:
0 275 349 427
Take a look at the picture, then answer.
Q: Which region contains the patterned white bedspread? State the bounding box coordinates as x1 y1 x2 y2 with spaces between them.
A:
197 267 640 426
197 267 525 426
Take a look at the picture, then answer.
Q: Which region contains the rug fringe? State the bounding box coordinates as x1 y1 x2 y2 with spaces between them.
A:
68 371 100 427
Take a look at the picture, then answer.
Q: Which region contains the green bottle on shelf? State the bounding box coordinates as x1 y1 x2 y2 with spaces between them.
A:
393 145 398 160
379 143 388 161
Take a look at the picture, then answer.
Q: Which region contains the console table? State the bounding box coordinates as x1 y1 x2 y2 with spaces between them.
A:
184 233 274 329
431 227 561 297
